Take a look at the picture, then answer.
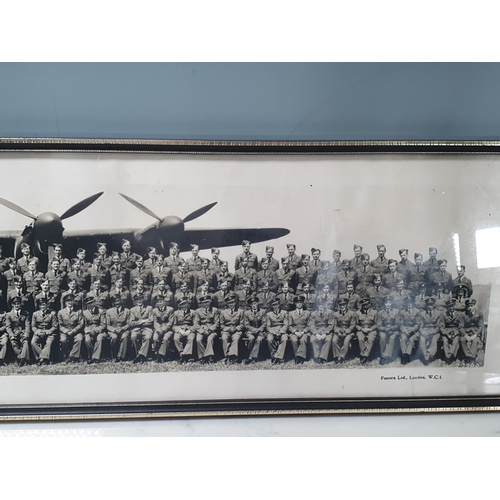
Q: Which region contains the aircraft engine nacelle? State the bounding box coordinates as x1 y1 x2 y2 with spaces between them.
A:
135 215 185 249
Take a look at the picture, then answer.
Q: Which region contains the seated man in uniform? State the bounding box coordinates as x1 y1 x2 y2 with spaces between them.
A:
106 295 131 362
331 297 356 364
287 295 311 364
441 298 464 365
376 296 400 365
416 297 443 365
83 296 108 364
308 299 333 363
58 294 85 363
242 296 266 364
460 298 484 365
130 294 154 363
194 295 220 363
275 281 296 312
265 297 289 364
398 296 420 365
5 296 31 366
355 297 378 364
31 297 59 365
219 293 245 363
152 295 175 362
172 298 196 362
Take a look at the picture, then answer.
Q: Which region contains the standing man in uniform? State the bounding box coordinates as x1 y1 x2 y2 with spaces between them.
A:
186 244 203 273
256 258 279 293
120 239 140 270
234 257 257 292
285 244 302 271
349 244 363 270
260 246 280 272
383 259 406 291
429 259 453 295
364 274 389 311
396 249 415 284
337 259 357 296
17 242 32 274
371 245 389 275
276 258 297 292
163 242 182 273
235 240 258 271
354 253 375 297
209 248 223 274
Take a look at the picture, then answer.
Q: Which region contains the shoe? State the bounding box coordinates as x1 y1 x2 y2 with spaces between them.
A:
244 358 255 364
360 356 367 364
156 355 165 363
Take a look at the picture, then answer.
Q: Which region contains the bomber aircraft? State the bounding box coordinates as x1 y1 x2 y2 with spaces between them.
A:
0 192 290 262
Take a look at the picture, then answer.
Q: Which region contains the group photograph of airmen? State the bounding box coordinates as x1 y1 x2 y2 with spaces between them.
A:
0 237 488 375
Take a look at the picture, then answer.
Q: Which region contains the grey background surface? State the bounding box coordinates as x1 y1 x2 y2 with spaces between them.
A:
0 62 499 436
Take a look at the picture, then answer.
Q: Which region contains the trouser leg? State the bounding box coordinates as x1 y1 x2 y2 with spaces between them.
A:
138 329 153 357
0 335 9 360
31 334 43 361
9 333 22 357
174 333 186 356
60 333 70 359
85 333 95 359
221 332 231 356
320 334 332 361
227 332 241 357
382 332 398 358
117 331 130 360
249 334 263 359
274 333 289 360
41 334 56 361
92 333 105 360
338 334 352 359
109 333 119 358
289 334 299 357
296 334 309 359
267 333 278 357
70 333 84 359
379 331 387 356
158 331 173 357
196 333 206 359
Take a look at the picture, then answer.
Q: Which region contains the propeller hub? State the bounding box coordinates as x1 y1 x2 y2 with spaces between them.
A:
160 215 185 232
33 212 64 242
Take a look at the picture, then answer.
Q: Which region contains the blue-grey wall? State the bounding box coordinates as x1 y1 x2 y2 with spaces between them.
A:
0 63 499 140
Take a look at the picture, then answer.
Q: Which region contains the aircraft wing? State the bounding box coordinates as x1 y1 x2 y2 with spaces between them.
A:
176 228 291 252
62 228 139 254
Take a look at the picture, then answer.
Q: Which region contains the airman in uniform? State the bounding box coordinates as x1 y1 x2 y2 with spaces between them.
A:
460 299 484 364
109 251 129 288
452 265 473 298
153 295 175 361
315 260 337 294
337 259 357 295
4 258 23 293
266 297 289 363
172 298 196 362
354 253 376 296
364 274 389 310
355 297 378 363
23 258 45 297
209 247 223 274
144 246 161 271
414 282 428 310
75 247 92 273
416 297 443 365
376 296 400 365
194 295 220 363
163 242 182 273
106 295 131 362
441 299 464 364
151 279 174 308
242 296 266 363
338 281 360 311
186 244 203 273
89 254 110 289
398 296 420 365
331 297 356 363
194 258 216 294
129 256 152 289
349 244 363 271
429 259 453 295
85 278 110 310
275 282 296 312
215 261 235 291
5 296 31 365
422 247 440 276
67 258 90 292
234 257 257 292
389 278 412 310
130 279 152 307
431 282 450 311
34 279 59 312
315 284 336 311
49 243 72 274
172 260 194 293
295 254 317 292
45 259 66 296
309 299 333 363
454 285 469 313
7 276 31 312
276 258 297 292
82 296 108 363
31 297 59 365
260 246 280 272
256 258 279 293
58 294 85 362
195 279 212 308
255 281 276 312
129 294 154 363
330 250 342 275
120 239 140 270
371 245 389 275
310 248 323 274
219 293 245 362
96 242 113 270
301 283 317 312
287 296 311 363
109 277 132 309
174 280 196 310
396 249 415 283
234 240 258 271
382 259 406 291
17 242 32 274
285 243 302 271
60 277 85 311
150 257 172 292
213 280 232 310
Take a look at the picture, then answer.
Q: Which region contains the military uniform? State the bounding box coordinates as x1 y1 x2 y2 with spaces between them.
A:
83 306 107 361
163 255 182 274
315 271 338 295
194 305 220 360
255 291 276 312
172 308 196 360
5 307 31 363
452 275 473 298
215 270 235 291
130 304 154 359
105 306 131 361
256 269 279 293
89 265 110 289
58 307 85 361
171 270 194 292
460 306 484 361
23 269 45 295
364 284 389 310
85 288 110 311
382 271 406 291
331 308 356 361
376 307 400 362
31 308 59 362
234 267 257 292
429 270 453 294
48 256 71 275
151 289 174 309
398 305 420 362
314 291 336 311
276 267 297 292
416 307 444 363
308 308 333 362
194 268 217 294
389 289 412 310
370 257 389 275
286 252 302 271
287 307 311 361
174 290 196 310
67 269 90 292
337 291 360 311
242 306 266 360
7 287 32 312
45 269 66 295
259 257 280 272
0 311 8 362
336 269 357 295
60 289 85 311
131 287 152 307
213 289 232 310
152 304 175 358
354 264 376 296
151 265 173 291
17 255 32 275
186 255 203 273
119 251 140 270
234 252 258 271
441 307 464 363
108 286 132 309
34 290 59 312
265 308 289 360
219 307 245 359
129 266 152 289
355 306 378 361
109 264 129 288
4 268 23 293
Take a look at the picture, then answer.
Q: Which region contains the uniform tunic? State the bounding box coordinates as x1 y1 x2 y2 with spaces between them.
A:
194 306 220 359
31 309 59 361
5 308 31 361
129 305 154 358
83 307 107 360
58 308 85 360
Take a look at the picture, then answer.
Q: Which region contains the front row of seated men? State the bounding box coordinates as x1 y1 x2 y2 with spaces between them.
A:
0 285 484 367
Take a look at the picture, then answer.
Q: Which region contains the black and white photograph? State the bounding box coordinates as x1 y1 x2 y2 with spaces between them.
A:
0 144 499 415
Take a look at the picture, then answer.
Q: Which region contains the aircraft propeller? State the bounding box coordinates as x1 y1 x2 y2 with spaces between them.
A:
0 192 104 255
119 193 217 243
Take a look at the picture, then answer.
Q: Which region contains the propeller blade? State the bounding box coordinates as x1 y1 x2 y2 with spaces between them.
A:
0 197 37 220
183 202 218 223
60 192 104 220
119 193 163 222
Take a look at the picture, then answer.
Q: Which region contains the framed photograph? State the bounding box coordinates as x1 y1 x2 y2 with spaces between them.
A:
0 138 499 421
